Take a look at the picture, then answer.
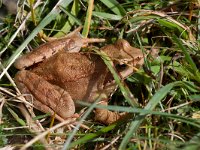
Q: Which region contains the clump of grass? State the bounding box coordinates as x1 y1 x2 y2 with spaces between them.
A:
0 0 200 149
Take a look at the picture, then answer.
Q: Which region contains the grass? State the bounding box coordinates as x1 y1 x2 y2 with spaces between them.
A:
0 0 200 149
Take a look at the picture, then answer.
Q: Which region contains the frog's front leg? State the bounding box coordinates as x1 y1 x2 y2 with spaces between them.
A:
14 28 105 70
14 70 75 121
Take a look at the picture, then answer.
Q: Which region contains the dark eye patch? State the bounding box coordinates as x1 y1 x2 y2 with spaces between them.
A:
115 63 127 70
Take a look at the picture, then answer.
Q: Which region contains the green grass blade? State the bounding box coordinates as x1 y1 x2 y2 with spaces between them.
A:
32 113 51 121
79 101 200 128
158 19 188 39
69 123 118 148
169 61 200 82
59 5 82 26
54 0 81 37
189 94 200 101
7 107 26 126
82 0 94 37
129 15 159 23
100 0 126 16
93 11 122 20
173 36 198 71
198 10 200 40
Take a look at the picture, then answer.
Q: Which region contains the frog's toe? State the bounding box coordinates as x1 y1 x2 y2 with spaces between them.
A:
94 101 127 125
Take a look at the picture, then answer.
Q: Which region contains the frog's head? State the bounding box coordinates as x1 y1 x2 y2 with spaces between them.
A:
101 39 144 69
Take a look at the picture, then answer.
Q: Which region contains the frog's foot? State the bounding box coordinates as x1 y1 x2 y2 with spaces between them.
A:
15 70 76 120
42 26 105 46
38 27 83 42
65 26 105 46
94 101 127 125
81 38 105 47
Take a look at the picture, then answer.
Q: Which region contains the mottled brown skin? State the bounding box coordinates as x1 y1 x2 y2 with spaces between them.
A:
14 38 144 125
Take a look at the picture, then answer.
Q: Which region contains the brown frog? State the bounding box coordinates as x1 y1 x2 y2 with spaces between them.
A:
14 31 144 125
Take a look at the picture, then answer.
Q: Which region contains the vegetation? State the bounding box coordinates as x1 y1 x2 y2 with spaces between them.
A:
0 0 200 149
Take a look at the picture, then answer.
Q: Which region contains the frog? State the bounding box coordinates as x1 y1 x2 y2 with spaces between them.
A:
14 31 144 125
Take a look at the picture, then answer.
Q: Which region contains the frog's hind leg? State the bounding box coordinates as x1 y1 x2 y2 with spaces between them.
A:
14 70 75 121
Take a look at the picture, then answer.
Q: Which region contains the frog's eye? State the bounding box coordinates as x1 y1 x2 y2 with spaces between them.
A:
116 63 127 70
65 40 75 51
64 40 81 52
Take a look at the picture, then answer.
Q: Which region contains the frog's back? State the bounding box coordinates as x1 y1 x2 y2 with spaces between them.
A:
32 50 108 102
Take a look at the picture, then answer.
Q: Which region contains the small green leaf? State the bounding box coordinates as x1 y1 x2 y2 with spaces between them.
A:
7 107 26 126
33 113 51 121
93 11 122 20
100 0 126 16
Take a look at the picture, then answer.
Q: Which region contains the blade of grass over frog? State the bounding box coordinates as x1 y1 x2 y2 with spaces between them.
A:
173 36 198 71
0 0 73 80
82 0 94 38
96 50 139 107
55 0 81 37
100 0 126 16
78 101 200 128
7 107 26 126
62 94 106 150
93 12 122 20
119 81 190 149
